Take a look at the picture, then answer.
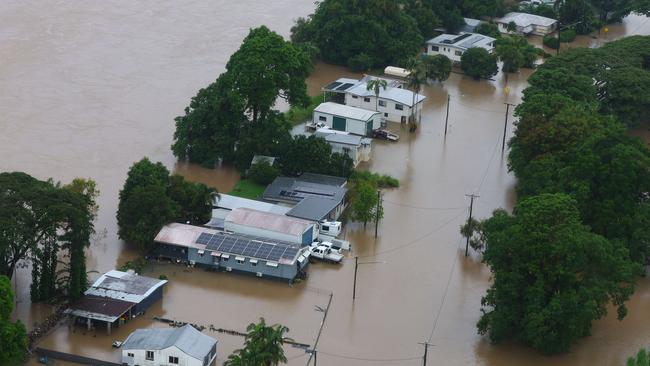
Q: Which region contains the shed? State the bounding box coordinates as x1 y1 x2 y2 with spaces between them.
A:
153 223 311 282
225 208 317 245
313 102 381 137
495 12 557 35
315 129 372 166
122 324 217 366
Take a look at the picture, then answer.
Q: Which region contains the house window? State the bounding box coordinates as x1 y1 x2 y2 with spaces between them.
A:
364 97 371 103
236 258 245 264
127 353 134 357
384 113 388 117
222 256 229 262
431 45 439 52
169 356 179 364
352 95 358 99
378 100 386 107
318 115 326 122
146 351 154 361
395 104 404 111
455 50 463 56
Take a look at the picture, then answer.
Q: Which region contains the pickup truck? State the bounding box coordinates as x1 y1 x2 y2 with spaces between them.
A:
309 242 344 263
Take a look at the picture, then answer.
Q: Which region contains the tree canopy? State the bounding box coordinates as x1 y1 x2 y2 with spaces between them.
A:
224 318 292 366
477 194 640 354
461 48 498 80
0 172 96 301
117 158 216 252
0 276 27 365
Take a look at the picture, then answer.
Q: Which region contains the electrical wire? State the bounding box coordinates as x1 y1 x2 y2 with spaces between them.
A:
382 199 466 211
318 350 421 362
354 208 468 259
427 238 463 343
476 130 504 194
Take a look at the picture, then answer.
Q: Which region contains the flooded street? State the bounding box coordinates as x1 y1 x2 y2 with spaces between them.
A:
1 1 649 365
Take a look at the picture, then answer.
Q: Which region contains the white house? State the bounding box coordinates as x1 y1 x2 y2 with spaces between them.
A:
315 128 372 167
121 325 217 366
426 32 496 63
313 102 382 136
495 12 557 36
322 76 426 124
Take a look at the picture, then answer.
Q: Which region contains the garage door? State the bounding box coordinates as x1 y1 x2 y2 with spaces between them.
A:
366 120 373 136
333 116 346 131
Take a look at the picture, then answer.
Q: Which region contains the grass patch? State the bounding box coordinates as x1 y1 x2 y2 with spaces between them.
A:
351 171 400 188
284 93 328 126
228 179 266 199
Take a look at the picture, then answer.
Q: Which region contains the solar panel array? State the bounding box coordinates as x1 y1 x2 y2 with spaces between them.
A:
195 232 300 263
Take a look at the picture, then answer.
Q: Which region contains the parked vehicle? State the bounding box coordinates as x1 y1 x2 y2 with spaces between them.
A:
373 129 399 141
309 242 344 263
319 220 342 237
306 121 328 131
112 340 123 348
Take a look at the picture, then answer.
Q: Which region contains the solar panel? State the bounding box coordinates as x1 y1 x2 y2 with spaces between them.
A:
324 81 342 90
196 233 211 244
194 232 301 262
336 82 354 91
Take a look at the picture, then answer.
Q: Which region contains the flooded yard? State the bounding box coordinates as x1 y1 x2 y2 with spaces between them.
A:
1 1 649 365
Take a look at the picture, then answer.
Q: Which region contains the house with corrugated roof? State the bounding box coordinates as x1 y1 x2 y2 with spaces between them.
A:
121 324 217 366
495 12 557 35
224 207 318 245
315 128 372 167
262 173 347 222
426 32 496 63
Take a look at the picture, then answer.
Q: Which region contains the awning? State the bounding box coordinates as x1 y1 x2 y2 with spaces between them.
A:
210 252 221 257
235 256 245 261
197 249 205 255
221 254 230 259
266 262 278 268
297 255 306 263
249 259 258 264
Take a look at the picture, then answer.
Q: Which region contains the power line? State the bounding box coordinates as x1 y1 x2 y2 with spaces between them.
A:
354 208 468 259
382 199 465 211
428 241 462 343
318 350 421 362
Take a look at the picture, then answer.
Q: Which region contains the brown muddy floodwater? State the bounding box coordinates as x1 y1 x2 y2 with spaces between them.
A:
1 1 649 365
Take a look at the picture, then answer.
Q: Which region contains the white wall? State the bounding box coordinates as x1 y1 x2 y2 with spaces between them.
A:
344 94 413 123
122 346 203 366
426 44 464 62
313 111 333 127
328 142 360 166
313 110 381 136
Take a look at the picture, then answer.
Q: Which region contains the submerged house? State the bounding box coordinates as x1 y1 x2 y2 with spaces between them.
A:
66 270 167 334
262 173 348 222
495 12 557 36
313 102 382 137
153 223 310 282
315 128 372 167
322 75 426 124
224 207 318 246
208 194 290 229
426 33 496 63
121 324 218 366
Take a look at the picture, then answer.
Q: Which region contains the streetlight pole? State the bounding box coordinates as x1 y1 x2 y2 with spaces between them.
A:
352 258 385 302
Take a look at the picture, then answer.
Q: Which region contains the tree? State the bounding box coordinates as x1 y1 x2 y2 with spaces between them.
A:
506 21 517 32
167 175 217 225
224 318 292 366
226 26 311 123
406 57 429 130
475 22 501 38
247 161 280 185
424 54 452 82
628 348 650 366
366 79 388 111
477 193 640 354
495 36 540 72
349 180 379 227
460 47 498 80
0 276 27 365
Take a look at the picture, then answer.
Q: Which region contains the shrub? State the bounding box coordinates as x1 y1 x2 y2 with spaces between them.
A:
543 35 559 49
247 161 280 185
475 22 501 38
559 29 576 43
460 48 498 80
348 53 373 72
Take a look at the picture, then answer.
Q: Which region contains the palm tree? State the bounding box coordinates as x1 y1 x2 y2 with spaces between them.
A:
406 57 428 131
224 318 293 366
366 78 388 111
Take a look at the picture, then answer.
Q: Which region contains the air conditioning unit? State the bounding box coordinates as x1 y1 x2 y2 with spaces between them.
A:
226 267 232 272
256 272 263 277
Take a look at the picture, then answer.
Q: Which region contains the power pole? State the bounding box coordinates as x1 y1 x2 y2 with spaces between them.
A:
464 194 479 257
502 103 516 151
374 190 381 238
418 341 432 365
444 94 450 136
353 256 359 301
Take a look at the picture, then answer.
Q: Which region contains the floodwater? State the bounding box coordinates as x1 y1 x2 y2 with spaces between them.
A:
1 1 649 364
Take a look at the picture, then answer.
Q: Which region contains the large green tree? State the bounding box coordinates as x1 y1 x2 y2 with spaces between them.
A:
460 47 498 80
226 26 311 123
224 318 292 366
0 276 27 365
478 193 640 354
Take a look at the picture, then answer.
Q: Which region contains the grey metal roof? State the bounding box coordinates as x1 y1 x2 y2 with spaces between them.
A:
287 196 341 221
322 133 363 146
122 325 217 360
85 270 167 303
426 33 496 52
297 173 348 187
214 194 290 215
